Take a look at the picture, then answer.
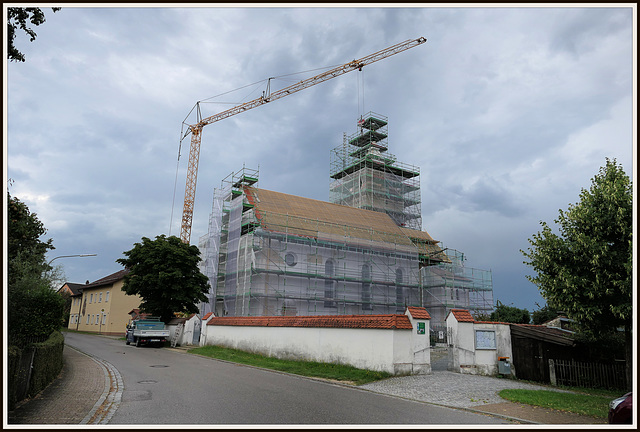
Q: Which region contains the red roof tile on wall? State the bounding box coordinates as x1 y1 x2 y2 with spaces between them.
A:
406 307 431 320
208 314 413 330
202 312 213 320
449 309 475 323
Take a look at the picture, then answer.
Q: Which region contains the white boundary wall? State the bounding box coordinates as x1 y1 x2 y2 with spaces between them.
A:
200 309 431 375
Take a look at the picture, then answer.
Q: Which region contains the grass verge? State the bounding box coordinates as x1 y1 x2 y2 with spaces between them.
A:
498 388 618 418
187 345 392 385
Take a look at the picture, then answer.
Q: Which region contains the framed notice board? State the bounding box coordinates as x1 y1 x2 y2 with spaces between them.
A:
475 330 496 350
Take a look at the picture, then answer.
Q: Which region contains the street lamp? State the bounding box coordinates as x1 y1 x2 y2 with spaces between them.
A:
48 254 97 265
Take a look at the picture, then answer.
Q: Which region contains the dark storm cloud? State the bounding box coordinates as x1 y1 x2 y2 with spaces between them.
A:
5 5 634 313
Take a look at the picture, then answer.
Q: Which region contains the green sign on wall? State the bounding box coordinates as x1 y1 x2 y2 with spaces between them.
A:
417 322 425 334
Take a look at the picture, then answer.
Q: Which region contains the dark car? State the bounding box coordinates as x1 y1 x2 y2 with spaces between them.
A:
609 392 632 424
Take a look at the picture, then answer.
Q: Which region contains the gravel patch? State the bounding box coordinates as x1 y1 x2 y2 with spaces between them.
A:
359 371 572 408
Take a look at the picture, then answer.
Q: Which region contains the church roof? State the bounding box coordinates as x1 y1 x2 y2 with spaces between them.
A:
245 187 448 261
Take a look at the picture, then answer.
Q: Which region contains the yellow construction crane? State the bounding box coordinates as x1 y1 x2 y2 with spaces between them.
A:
179 36 427 244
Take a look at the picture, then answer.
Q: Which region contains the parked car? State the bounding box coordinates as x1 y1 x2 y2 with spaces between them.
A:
608 392 632 424
126 317 170 347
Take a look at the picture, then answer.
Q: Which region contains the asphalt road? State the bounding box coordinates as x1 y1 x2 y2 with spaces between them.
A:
64 333 512 425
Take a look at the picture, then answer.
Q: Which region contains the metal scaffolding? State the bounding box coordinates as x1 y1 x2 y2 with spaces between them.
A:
421 249 494 338
329 112 422 230
199 167 448 317
198 111 494 331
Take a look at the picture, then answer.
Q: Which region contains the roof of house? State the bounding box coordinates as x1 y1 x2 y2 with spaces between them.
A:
58 282 85 296
510 323 575 346
202 312 214 320
84 269 129 289
406 306 431 320
245 187 448 261
208 313 413 330
447 309 475 323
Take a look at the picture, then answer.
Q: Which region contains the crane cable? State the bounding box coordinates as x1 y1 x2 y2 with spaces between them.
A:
357 68 365 120
169 129 183 237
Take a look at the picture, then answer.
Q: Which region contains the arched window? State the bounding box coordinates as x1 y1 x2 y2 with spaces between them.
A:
362 264 372 311
395 268 404 311
325 259 334 276
324 260 336 308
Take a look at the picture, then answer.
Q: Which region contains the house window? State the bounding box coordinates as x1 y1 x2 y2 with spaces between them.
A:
324 259 336 308
99 292 102 303
456 289 459 301
95 315 99 325
86 314 90 324
105 291 110 302
102 314 107 325
362 264 371 311
90 293 93 303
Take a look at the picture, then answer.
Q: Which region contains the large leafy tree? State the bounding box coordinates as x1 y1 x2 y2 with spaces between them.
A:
117 235 210 323
522 158 632 387
489 300 531 324
7 7 60 62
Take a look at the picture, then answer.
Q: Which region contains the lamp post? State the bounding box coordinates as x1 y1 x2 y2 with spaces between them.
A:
99 308 104 334
48 253 97 265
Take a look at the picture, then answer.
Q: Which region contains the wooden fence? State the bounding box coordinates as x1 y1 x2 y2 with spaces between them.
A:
549 358 627 390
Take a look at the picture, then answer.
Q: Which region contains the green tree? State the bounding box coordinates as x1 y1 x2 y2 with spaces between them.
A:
473 312 492 322
531 303 560 325
522 158 632 388
8 191 55 284
7 190 64 345
117 235 210 323
489 300 531 324
7 7 60 62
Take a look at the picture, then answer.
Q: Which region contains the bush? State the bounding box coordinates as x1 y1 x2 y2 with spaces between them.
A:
28 331 65 397
9 285 64 346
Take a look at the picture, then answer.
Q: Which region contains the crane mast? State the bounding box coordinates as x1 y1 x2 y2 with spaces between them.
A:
180 36 427 243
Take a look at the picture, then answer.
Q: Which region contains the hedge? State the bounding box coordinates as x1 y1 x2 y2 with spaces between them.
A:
7 331 65 410
7 345 23 410
29 331 65 397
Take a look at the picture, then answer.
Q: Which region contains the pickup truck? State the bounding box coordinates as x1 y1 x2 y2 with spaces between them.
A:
125 317 170 347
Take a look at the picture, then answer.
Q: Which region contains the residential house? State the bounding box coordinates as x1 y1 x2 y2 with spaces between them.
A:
67 269 141 336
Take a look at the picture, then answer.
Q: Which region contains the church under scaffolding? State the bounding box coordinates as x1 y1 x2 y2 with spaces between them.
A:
198 113 493 331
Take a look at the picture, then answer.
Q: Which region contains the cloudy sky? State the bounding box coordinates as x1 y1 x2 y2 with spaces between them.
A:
5 5 635 313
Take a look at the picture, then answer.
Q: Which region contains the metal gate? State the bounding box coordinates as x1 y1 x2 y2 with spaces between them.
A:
192 319 201 345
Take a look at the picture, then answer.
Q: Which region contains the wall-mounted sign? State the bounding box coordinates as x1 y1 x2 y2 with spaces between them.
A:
475 330 497 349
417 322 425 334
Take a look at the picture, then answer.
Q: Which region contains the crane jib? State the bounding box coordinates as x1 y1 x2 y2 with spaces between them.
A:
178 37 427 244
